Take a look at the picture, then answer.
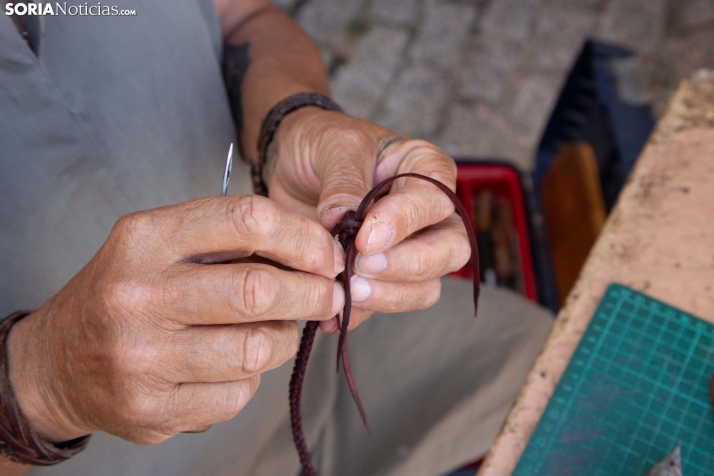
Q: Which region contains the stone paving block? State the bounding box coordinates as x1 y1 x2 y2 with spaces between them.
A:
330 27 410 119
374 65 449 138
458 37 520 104
458 38 521 104
596 0 667 55
296 0 365 55
529 6 596 71
507 73 563 147
669 0 714 34
481 0 539 43
437 103 501 157
436 103 532 169
370 0 421 26
408 2 476 68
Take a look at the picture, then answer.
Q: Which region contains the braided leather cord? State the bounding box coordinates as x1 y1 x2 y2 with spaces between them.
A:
0 311 90 465
288 321 319 476
253 92 343 197
288 173 481 475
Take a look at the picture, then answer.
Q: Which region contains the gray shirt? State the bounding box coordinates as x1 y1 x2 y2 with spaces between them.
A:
0 0 252 317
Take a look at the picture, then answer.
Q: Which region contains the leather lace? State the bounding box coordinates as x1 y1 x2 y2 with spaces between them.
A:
288 173 480 475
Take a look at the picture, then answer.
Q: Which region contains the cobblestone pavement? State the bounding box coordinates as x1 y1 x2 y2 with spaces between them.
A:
275 0 714 171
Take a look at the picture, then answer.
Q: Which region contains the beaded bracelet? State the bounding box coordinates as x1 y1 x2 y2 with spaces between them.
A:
251 92 343 197
0 311 90 465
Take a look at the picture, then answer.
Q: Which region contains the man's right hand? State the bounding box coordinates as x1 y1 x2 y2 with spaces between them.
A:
6 195 345 445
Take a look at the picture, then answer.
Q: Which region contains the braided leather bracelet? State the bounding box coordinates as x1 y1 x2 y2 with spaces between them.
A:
251 92 343 197
0 311 90 465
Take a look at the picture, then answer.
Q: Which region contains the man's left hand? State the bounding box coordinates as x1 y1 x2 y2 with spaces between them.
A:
267 108 472 333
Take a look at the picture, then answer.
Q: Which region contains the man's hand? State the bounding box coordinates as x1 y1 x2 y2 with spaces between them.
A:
267 108 472 333
214 0 469 331
7 196 345 444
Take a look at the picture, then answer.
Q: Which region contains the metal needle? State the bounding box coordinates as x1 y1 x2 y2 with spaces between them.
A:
221 143 234 196
182 143 235 436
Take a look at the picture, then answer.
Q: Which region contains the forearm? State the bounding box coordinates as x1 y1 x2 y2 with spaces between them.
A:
221 3 329 161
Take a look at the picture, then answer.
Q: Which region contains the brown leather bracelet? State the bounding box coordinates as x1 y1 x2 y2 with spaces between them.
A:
252 92 343 197
0 311 90 465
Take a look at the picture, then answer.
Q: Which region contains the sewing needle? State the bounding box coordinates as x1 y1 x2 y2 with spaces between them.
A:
221 143 233 196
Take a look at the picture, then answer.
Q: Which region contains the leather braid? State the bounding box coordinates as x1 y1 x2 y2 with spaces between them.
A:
0 311 90 465
289 321 319 476
288 173 481 475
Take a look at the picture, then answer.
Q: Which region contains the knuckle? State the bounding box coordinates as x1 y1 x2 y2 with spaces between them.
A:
102 279 153 315
291 222 331 272
411 251 434 279
113 211 157 248
130 432 169 446
232 195 277 240
420 280 442 309
290 227 311 263
220 377 260 420
453 234 472 271
241 326 273 373
404 138 433 150
121 392 163 427
301 278 333 318
438 194 457 221
316 123 367 149
396 140 456 176
285 321 300 357
235 267 279 319
404 202 429 234
420 190 455 226
272 321 299 362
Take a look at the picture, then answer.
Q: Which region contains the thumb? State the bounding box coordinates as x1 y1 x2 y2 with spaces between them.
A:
313 130 378 230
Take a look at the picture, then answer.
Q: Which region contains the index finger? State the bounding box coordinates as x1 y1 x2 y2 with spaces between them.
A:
122 195 343 278
354 140 458 256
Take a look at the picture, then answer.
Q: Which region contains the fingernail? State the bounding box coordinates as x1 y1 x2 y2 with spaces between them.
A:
319 200 359 226
320 204 352 221
332 282 345 314
333 239 345 275
367 222 392 255
350 275 372 303
321 317 339 334
355 252 387 275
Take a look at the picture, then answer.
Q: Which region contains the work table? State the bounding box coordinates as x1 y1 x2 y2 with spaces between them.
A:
479 69 714 475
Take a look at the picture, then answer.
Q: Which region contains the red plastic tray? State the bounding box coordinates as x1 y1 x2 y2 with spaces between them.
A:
451 163 538 303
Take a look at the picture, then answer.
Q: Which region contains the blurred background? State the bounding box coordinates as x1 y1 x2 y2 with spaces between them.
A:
273 0 714 171
265 4 714 473
271 0 714 314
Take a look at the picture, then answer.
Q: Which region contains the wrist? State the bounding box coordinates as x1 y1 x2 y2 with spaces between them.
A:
252 93 342 197
274 105 325 138
7 309 90 443
266 106 326 184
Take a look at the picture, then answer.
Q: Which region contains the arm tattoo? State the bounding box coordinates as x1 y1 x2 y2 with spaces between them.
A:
223 42 251 131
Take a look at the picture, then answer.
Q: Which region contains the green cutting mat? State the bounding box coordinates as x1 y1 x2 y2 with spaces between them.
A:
514 283 714 475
